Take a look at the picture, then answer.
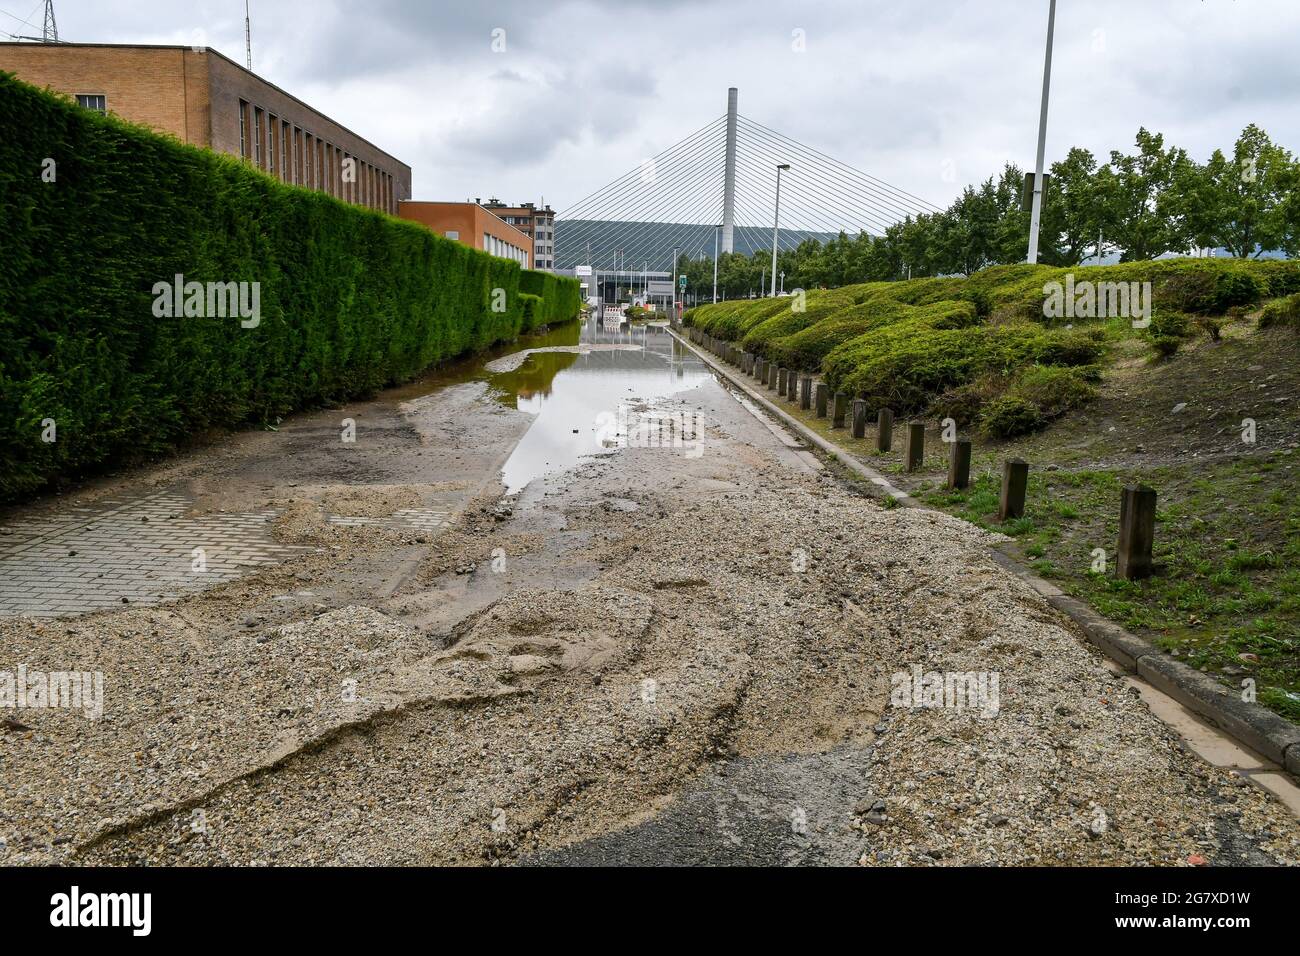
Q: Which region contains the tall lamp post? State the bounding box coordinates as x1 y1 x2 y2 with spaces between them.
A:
771 163 790 297
1026 0 1057 264
671 246 679 323
712 224 720 304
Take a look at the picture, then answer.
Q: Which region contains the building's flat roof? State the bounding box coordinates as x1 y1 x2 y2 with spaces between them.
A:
0 41 408 171
398 200 532 244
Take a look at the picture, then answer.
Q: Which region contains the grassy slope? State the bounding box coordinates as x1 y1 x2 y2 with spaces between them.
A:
921 321 1300 721
696 263 1300 724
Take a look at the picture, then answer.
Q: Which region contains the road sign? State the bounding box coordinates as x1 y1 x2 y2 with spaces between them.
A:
679 275 687 289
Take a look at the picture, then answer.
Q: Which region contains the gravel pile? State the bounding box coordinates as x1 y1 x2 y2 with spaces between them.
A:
3 387 1296 866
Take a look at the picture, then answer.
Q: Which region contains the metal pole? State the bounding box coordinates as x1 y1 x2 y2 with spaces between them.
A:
771 163 789 298
712 225 719 304
1026 0 1056 264
721 88 738 254
671 246 679 322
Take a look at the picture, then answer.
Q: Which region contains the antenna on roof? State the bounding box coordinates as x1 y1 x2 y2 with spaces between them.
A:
42 0 57 42
244 0 252 70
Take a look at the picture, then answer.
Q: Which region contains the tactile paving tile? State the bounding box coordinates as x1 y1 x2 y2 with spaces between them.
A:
0 490 310 618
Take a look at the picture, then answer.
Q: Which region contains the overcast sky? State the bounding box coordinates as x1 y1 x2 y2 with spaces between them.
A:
15 0 1300 216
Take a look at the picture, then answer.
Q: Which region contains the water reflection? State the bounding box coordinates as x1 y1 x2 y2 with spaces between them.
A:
492 317 713 493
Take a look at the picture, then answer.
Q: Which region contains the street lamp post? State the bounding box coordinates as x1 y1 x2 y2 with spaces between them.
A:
671 246 679 323
771 163 790 297
712 224 720 304
1026 0 1057 264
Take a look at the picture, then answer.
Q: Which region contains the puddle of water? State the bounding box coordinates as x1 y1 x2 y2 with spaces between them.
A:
493 318 713 493
383 316 715 494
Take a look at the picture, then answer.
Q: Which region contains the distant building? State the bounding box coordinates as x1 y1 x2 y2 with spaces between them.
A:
0 42 410 213
482 199 556 270
397 201 532 267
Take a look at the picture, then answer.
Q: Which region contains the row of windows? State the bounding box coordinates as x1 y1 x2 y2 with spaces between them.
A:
237 99 396 214
502 214 553 229
483 233 529 268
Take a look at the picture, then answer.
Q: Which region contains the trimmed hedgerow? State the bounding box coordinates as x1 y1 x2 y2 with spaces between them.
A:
767 299 977 372
739 286 873 354
0 72 579 500
519 269 582 331
681 252 1292 438
822 319 1102 417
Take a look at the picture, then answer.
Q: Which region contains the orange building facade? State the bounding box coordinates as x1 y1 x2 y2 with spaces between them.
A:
397 201 533 267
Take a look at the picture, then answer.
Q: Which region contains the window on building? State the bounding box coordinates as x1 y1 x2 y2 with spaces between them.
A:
75 94 106 112
253 108 263 167
281 121 290 180
266 114 276 176
239 100 249 158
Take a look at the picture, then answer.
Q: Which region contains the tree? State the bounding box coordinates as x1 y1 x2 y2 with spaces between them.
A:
1039 148 1102 265
1171 124 1300 258
1096 128 1193 261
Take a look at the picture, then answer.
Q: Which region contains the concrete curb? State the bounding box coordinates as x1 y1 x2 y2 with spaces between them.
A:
673 324 1300 781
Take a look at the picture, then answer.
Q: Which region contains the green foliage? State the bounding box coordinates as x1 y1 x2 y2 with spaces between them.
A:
928 373 1008 427
684 258 1292 440
0 73 580 500
739 287 868 353
763 299 961 371
1170 124 1300 259
979 394 1042 438
519 269 583 330
1007 365 1098 420
1148 310 1194 339
1259 293 1300 332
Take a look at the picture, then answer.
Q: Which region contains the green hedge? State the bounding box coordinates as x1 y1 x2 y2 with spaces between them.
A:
519 268 583 331
683 257 1295 428
0 72 580 499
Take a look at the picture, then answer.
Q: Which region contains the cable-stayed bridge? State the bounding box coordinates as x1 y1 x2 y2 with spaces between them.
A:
554 88 941 275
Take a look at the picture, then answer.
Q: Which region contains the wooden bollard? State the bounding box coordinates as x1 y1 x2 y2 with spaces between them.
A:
754 357 765 380
998 459 1029 522
777 368 788 394
815 383 828 418
852 400 868 438
832 392 848 428
788 372 800 402
800 375 813 410
768 364 778 390
947 439 972 490
1117 485 1157 580
876 408 894 452
905 422 924 472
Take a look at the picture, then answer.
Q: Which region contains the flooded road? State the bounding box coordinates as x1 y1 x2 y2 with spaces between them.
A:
486 318 713 493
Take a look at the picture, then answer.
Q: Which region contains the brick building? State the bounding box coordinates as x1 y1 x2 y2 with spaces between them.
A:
0 42 410 213
397 201 533 267
482 199 556 270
